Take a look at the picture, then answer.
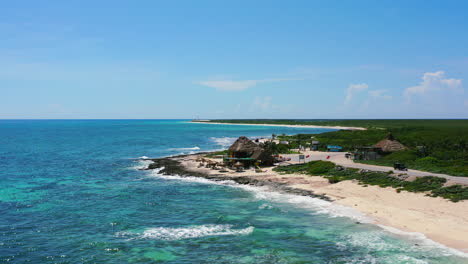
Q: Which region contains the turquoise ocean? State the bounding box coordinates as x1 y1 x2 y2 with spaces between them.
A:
0 120 466 264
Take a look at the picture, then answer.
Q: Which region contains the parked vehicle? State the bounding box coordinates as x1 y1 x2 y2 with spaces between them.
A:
393 162 408 171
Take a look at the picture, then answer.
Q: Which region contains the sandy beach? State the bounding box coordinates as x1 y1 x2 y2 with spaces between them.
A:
190 121 367 131
148 154 468 254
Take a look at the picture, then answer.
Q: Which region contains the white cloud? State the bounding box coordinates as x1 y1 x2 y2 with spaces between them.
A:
404 71 462 100
197 80 259 91
368 89 392 100
252 96 272 111
361 89 393 111
197 78 299 91
344 83 368 104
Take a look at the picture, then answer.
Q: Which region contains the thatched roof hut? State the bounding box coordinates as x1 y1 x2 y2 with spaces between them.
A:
374 133 407 153
228 136 262 155
228 136 274 165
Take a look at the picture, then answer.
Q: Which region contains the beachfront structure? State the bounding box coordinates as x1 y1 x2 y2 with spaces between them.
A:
351 133 406 160
327 145 343 152
374 133 407 153
311 140 320 151
226 136 274 166
352 146 382 160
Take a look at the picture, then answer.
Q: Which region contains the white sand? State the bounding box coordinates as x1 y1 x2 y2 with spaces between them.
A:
177 155 468 253
190 121 367 130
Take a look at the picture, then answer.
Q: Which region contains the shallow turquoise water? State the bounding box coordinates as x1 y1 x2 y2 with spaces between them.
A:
0 120 466 263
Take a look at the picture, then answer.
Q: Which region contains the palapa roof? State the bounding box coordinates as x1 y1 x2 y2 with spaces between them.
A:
228 136 262 153
374 133 407 152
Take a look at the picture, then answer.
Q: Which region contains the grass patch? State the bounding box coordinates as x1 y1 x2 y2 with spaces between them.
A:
204 150 228 158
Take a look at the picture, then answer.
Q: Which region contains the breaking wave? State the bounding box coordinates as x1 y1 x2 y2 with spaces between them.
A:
146 169 468 258
210 137 237 148
148 169 371 223
130 159 154 170
116 224 254 241
168 146 201 151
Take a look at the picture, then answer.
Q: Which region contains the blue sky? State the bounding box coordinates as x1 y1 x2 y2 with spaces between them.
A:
1 0 467 119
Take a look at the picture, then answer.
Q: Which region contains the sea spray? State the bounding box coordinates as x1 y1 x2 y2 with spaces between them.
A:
147 168 468 260
116 224 254 241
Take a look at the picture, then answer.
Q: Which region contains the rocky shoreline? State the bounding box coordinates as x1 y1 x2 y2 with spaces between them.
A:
140 153 468 253
144 155 332 201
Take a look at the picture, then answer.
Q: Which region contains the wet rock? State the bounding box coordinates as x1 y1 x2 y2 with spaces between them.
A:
144 156 332 202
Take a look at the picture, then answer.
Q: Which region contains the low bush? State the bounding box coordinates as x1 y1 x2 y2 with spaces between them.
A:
401 176 446 192
431 185 468 202
307 161 336 175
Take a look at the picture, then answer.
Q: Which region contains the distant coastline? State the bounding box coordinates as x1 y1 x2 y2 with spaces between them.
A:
190 120 367 131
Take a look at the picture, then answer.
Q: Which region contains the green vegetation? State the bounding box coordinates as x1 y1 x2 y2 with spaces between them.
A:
199 119 468 130
204 150 229 158
260 141 300 154
273 161 468 202
204 119 468 176
358 151 468 176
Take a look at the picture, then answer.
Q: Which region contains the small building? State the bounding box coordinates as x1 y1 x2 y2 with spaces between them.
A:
352 146 382 160
374 133 407 153
351 133 407 160
311 140 320 151
327 145 343 152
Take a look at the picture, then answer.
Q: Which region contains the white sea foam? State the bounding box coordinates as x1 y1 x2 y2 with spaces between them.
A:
335 229 463 263
168 146 201 151
258 203 273 210
210 137 237 148
138 156 150 159
146 169 468 258
377 225 468 258
130 159 154 170
150 170 237 186
116 224 254 241
149 170 371 223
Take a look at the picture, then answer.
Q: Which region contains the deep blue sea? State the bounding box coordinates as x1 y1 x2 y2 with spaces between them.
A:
1 120 466 264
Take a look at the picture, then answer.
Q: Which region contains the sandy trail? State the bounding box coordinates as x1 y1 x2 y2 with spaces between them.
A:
283 151 468 186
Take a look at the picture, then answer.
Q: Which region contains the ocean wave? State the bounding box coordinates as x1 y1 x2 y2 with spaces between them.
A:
168 146 201 151
116 224 254 241
145 170 468 258
335 229 467 263
150 170 237 186
130 159 154 170
149 170 370 222
210 137 237 148
376 225 468 258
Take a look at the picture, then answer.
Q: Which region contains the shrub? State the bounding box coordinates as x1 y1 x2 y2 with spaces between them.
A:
415 156 440 166
273 163 309 174
327 176 343 184
431 185 468 202
307 161 336 175
402 176 446 192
